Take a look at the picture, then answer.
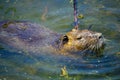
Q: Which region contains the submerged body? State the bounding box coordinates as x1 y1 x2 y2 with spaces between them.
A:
0 21 105 56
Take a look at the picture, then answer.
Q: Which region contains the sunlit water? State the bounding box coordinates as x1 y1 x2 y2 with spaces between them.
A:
0 0 120 80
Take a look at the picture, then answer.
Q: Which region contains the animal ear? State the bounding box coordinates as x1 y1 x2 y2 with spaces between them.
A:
72 28 78 32
61 35 69 45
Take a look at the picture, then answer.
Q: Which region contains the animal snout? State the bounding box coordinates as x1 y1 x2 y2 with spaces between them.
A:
95 33 103 39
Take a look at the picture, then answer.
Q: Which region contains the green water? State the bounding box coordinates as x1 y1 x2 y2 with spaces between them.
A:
0 0 120 80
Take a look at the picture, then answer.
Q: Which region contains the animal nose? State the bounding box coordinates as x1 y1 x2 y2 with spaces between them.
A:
98 35 103 39
95 33 103 39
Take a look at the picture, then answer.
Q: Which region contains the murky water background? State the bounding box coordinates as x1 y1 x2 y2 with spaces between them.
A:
0 0 120 80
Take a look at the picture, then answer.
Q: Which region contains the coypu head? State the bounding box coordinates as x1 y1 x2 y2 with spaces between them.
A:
60 29 105 55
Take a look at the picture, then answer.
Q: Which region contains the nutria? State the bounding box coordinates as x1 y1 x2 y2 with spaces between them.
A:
0 21 105 56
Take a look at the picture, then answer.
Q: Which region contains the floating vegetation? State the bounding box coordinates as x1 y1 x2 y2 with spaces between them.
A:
60 66 68 77
77 14 84 19
60 66 69 79
60 66 83 80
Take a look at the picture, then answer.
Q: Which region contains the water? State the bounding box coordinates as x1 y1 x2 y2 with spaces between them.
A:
0 0 120 80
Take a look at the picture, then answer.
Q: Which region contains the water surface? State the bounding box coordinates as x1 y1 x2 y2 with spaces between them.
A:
0 0 120 80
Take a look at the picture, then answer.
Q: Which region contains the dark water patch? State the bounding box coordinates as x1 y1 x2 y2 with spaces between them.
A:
0 45 4 50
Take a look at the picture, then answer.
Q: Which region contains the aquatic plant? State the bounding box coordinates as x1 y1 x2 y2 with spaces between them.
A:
60 66 69 79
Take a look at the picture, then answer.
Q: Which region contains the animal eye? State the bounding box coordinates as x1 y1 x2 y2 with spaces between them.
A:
62 35 68 44
77 37 82 40
63 35 68 39
99 36 102 39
